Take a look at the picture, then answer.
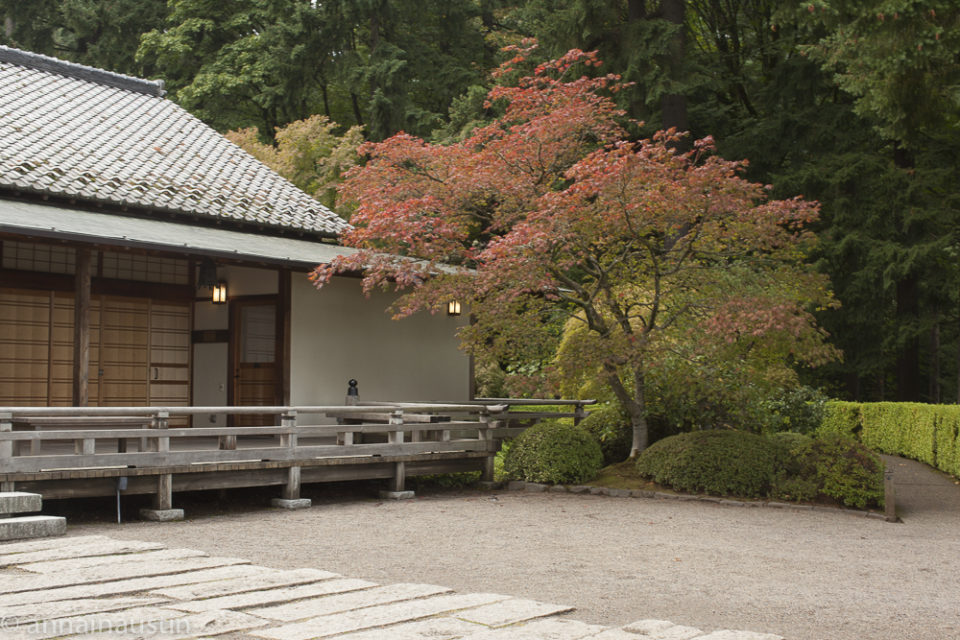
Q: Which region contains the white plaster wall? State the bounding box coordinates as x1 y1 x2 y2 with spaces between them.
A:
219 265 278 297
192 343 228 426
289 273 470 407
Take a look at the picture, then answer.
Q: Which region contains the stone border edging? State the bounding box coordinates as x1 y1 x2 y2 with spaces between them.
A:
498 480 888 520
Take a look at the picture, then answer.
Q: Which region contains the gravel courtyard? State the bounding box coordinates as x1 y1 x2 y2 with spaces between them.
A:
66 458 960 640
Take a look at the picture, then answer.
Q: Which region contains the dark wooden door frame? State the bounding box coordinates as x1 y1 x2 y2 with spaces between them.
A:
227 294 283 426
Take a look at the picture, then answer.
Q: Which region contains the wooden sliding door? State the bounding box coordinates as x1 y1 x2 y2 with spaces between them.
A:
230 297 281 426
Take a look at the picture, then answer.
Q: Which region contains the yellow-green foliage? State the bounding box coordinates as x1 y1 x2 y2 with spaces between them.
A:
822 401 960 478
819 401 862 438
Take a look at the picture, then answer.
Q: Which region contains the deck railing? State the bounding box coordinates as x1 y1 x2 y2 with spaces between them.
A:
0 399 594 512
0 403 503 508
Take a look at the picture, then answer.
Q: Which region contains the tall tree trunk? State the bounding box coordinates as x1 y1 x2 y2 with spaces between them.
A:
930 317 941 403
896 275 920 401
660 0 689 134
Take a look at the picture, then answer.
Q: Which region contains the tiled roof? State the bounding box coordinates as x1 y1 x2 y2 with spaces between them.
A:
0 46 350 237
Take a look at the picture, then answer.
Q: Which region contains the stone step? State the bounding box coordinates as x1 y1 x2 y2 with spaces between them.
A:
0 492 42 516
0 515 66 542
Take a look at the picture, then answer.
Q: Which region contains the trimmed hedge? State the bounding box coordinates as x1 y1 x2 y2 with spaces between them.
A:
579 404 632 465
503 420 604 484
635 430 780 498
820 401 960 478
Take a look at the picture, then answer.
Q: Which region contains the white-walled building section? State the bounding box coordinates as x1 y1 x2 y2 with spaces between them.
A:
289 272 471 407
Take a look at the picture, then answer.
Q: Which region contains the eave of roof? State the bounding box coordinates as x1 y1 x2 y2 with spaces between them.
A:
0 198 355 270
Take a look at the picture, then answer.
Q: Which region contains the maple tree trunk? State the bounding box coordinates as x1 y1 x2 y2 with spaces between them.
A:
604 365 649 458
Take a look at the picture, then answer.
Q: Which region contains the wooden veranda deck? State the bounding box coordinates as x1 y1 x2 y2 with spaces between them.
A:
0 400 593 510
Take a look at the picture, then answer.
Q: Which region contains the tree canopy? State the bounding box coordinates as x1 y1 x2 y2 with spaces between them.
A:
315 47 837 454
6 0 960 404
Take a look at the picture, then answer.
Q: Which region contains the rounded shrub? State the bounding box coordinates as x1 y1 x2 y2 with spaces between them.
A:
635 430 779 498
579 404 632 465
503 420 604 484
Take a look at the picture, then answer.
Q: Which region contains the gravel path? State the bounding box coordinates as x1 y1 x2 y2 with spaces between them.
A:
66 459 960 640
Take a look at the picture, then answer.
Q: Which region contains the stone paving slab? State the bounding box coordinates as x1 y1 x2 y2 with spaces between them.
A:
0 534 109 555
17 547 208 574
168 578 378 613
153 568 342 601
62 610 269 640
0 565 275 606
247 583 454 622
0 555 250 594
250 592 511 640
330 617 487 640
1 606 188 640
0 538 165 566
0 595 167 625
461 618 607 639
455 597 575 627
694 632 784 640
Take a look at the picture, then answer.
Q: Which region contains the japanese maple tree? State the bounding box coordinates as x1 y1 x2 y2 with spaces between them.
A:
313 43 838 456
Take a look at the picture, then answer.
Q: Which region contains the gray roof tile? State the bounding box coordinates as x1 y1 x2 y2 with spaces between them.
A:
0 46 350 237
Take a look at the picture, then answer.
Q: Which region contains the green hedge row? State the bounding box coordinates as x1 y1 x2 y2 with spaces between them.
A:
819 401 960 478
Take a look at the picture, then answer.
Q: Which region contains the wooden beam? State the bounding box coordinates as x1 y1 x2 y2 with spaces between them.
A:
72 248 91 406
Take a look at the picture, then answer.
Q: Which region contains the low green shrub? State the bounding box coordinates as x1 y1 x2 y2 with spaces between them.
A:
579 404 632 465
635 430 779 498
807 434 884 508
503 420 603 484
769 433 883 508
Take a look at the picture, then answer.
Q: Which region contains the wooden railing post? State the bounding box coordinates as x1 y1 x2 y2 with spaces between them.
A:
379 409 411 499
139 410 182 521
0 412 14 492
573 402 587 426
478 409 495 483
281 411 300 500
272 410 310 509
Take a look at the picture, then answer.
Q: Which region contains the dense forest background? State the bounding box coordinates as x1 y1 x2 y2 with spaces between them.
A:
4 0 959 404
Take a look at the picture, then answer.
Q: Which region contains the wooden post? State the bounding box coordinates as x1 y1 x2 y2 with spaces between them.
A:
153 410 172 510
573 402 586 426
281 411 300 500
884 468 897 523
479 409 495 482
0 412 14 492
389 409 405 492
72 248 91 406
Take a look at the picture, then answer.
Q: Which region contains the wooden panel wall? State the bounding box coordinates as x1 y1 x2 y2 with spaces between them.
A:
0 290 189 409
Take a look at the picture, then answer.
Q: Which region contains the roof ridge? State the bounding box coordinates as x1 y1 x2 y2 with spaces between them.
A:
0 45 165 97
